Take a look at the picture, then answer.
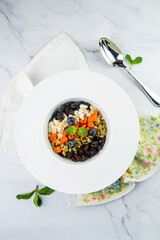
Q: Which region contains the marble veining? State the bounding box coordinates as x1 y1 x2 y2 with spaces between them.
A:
0 0 160 239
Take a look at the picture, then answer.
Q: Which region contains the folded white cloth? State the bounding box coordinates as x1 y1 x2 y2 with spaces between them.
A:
0 33 89 156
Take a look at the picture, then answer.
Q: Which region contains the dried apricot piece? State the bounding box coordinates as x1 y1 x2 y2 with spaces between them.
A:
87 127 90 131
68 134 75 140
80 136 84 141
60 136 68 144
74 123 79 128
88 110 97 122
53 146 62 153
83 117 88 124
49 133 57 142
88 122 94 128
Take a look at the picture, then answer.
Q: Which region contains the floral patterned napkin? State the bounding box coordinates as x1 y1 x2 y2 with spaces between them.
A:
67 109 160 206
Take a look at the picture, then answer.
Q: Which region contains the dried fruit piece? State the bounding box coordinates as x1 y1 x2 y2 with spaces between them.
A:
60 136 68 144
79 117 88 125
49 133 57 142
88 110 97 122
87 122 94 128
68 134 75 140
53 146 62 153
80 136 84 141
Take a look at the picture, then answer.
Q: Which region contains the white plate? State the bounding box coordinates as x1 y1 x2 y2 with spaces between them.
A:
15 70 139 194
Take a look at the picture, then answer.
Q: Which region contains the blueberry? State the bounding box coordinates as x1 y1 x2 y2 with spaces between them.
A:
67 117 76 126
68 140 76 148
89 128 97 136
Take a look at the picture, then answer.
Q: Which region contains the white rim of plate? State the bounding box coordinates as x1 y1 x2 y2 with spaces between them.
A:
15 70 139 194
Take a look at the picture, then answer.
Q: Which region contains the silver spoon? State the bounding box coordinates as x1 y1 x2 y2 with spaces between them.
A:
99 37 160 107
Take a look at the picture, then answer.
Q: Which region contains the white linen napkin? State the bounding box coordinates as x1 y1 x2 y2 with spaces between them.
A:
0 33 89 156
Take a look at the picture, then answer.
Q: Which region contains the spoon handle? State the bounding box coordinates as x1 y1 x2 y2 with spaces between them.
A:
123 67 160 107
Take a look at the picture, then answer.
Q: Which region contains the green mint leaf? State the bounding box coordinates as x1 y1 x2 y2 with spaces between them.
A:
33 193 42 207
37 186 55 195
16 190 35 200
65 126 77 135
125 54 143 70
125 54 132 64
133 56 142 64
77 127 88 137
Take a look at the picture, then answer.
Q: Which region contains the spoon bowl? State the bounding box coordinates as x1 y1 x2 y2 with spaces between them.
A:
99 38 124 67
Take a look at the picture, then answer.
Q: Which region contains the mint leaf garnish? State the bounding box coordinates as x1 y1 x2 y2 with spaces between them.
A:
125 54 132 64
77 127 88 137
37 186 54 195
16 190 35 200
65 126 77 135
125 54 142 70
133 56 142 64
33 193 42 207
16 185 55 207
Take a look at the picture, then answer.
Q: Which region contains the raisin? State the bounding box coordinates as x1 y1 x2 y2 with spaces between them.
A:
97 145 103 150
77 149 84 157
81 155 87 161
58 152 65 158
74 155 82 161
91 141 98 147
66 152 72 158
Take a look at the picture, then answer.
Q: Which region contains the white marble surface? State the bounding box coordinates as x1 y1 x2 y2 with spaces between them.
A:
0 0 160 239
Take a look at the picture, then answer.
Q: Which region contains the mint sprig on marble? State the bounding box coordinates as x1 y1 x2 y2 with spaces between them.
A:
16 185 55 207
125 54 142 70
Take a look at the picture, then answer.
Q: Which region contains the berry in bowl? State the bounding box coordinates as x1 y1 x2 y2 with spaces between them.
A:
48 101 107 162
